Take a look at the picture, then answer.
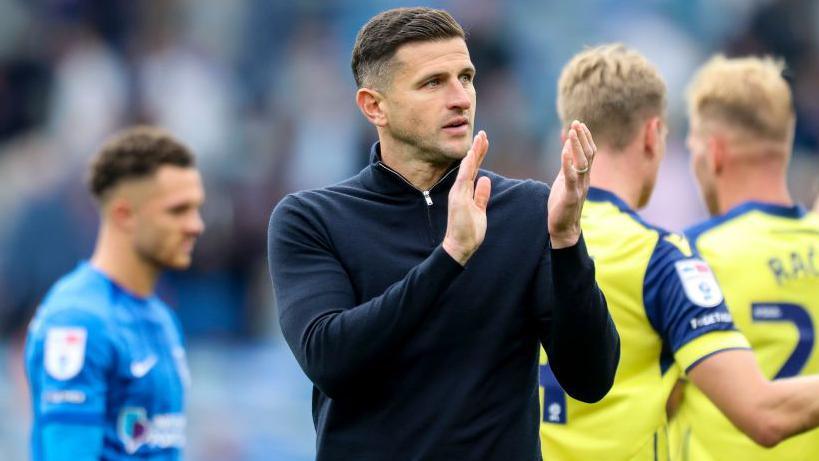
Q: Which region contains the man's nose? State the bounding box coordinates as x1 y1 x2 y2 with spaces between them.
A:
446 79 472 111
188 211 205 235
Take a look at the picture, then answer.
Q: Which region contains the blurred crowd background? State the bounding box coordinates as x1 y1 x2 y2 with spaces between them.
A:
0 0 818 459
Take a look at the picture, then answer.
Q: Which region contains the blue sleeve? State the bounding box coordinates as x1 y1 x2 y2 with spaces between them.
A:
42 424 103 461
31 308 113 458
268 194 464 399
643 236 737 354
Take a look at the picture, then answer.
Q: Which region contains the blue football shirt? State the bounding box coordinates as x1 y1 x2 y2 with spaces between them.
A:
25 262 189 461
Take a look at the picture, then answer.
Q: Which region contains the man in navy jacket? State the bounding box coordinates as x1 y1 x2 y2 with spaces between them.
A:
268 7 619 460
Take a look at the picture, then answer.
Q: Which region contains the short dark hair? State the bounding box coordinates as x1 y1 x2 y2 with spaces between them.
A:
89 126 195 201
351 7 465 89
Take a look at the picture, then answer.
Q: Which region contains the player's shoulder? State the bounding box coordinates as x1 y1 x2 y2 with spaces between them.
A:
585 187 672 240
651 232 694 261
685 201 811 248
684 209 741 248
644 231 704 289
34 264 116 332
643 229 726 311
624 209 673 242
152 296 184 332
609 207 701 288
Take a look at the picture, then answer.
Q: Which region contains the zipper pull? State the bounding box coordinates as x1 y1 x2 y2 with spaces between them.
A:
422 190 433 206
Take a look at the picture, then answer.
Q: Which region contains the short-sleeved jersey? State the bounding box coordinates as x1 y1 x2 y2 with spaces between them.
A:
672 203 819 461
25 262 190 460
540 188 749 461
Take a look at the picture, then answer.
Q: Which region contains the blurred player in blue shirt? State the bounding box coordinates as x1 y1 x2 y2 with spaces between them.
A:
24 127 205 460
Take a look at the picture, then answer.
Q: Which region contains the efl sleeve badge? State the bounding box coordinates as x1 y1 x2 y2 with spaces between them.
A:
44 327 88 381
674 259 724 308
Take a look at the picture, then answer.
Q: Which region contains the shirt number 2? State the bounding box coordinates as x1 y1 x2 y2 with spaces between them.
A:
751 302 815 379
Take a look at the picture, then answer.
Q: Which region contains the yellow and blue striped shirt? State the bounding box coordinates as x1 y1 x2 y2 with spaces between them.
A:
540 188 749 461
672 202 819 461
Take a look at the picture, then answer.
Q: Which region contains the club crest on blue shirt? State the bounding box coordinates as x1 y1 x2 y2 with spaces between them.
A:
117 407 186 454
674 259 724 308
44 327 87 380
118 407 150 454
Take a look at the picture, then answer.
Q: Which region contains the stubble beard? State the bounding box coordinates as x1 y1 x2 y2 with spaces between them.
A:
135 242 188 272
389 120 470 167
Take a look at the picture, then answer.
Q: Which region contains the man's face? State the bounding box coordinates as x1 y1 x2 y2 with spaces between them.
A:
687 117 720 215
131 166 205 270
380 37 476 164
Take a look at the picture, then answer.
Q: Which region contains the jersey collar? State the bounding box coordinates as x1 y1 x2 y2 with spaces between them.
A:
723 201 807 219
685 200 808 246
587 187 636 214
82 261 155 303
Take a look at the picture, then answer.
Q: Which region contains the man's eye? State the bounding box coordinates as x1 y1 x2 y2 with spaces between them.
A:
168 205 189 216
425 78 440 88
460 74 473 84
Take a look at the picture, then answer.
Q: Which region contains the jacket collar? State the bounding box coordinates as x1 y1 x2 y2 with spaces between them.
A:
360 142 461 197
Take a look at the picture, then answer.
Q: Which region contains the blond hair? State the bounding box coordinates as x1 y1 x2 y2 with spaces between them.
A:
557 44 666 149
687 55 794 142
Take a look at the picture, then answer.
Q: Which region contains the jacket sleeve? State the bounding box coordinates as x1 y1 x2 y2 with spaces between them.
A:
535 234 620 403
267 195 464 399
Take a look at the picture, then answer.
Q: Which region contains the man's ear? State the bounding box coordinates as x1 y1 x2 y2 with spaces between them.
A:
707 134 726 175
356 87 388 127
643 117 662 160
107 197 136 233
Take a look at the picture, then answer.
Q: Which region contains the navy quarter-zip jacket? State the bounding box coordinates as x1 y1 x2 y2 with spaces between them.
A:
268 144 620 460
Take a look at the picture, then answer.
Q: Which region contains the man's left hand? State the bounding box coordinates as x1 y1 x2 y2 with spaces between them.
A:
548 121 597 249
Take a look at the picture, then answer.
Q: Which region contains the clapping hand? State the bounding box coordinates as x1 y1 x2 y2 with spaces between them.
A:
442 131 491 266
548 121 597 249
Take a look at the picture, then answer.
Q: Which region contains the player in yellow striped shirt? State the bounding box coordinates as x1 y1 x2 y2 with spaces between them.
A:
670 55 819 461
540 44 819 461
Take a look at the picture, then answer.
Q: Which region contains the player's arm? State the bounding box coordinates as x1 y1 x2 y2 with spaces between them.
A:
29 309 112 461
644 235 748 417
42 425 104 461
655 234 819 447
688 349 819 447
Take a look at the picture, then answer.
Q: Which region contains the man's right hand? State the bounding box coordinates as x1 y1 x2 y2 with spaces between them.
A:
443 131 491 266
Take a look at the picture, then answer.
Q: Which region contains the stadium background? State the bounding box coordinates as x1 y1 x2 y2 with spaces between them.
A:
0 0 817 459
